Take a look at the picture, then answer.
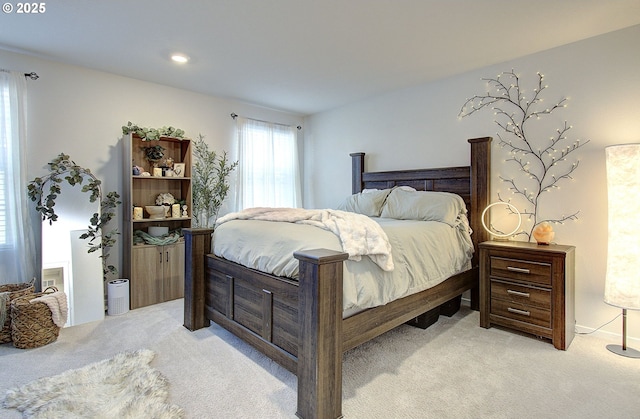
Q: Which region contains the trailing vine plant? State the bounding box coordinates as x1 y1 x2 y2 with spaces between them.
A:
121 121 185 141
192 134 238 228
27 154 122 280
459 70 589 241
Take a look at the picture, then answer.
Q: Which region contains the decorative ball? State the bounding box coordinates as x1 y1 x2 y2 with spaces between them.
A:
533 222 555 245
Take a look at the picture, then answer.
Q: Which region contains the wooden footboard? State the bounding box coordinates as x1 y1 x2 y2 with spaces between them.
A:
184 230 475 419
183 137 491 419
184 228 348 418
184 230 477 419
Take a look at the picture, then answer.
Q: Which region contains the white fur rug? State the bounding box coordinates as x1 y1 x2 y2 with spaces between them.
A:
2 349 183 419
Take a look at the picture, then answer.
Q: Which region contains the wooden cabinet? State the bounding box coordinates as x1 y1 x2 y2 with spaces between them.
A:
162 242 186 301
129 242 185 309
123 133 192 309
479 240 575 350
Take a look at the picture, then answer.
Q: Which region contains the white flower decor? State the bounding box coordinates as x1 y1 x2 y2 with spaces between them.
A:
155 193 175 206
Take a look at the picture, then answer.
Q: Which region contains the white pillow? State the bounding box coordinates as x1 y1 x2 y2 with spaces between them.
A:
380 188 466 226
338 188 392 217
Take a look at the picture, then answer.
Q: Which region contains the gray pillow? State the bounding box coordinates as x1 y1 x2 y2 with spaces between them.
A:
380 188 466 226
337 189 392 217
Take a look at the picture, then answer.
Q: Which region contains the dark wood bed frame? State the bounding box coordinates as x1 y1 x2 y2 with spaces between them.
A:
183 137 491 419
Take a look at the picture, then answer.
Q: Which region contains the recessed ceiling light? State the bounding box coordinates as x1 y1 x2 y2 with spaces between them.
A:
171 53 189 64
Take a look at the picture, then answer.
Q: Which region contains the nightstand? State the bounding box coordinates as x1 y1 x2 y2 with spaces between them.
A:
479 240 575 350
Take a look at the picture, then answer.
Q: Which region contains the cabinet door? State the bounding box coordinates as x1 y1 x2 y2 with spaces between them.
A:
163 241 185 301
131 245 163 309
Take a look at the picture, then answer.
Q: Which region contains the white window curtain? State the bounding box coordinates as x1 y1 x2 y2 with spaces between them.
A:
0 70 36 285
235 117 301 209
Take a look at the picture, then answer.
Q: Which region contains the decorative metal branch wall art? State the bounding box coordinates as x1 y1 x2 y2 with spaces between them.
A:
459 70 589 241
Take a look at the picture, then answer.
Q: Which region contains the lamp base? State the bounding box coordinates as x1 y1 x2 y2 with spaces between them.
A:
606 344 640 358
490 236 512 242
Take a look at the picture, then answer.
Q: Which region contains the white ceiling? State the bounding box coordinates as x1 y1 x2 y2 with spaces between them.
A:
1 0 640 115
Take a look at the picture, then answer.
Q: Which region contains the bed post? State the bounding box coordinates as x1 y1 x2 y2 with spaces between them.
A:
183 228 213 331
350 152 365 194
468 137 492 310
468 136 491 256
294 249 349 419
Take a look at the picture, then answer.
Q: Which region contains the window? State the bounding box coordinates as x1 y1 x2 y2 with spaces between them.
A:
0 81 11 245
0 70 36 285
0 169 5 245
236 117 301 209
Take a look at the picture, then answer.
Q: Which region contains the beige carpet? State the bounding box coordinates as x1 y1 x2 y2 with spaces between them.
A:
1 298 639 419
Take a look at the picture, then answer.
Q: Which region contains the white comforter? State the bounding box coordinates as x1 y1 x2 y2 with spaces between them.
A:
216 207 394 271
213 215 473 313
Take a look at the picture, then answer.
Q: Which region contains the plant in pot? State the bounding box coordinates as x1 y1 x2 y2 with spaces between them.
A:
192 134 238 228
143 144 165 167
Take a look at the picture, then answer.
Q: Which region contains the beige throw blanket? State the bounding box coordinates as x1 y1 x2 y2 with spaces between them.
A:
216 207 394 271
30 291 68 328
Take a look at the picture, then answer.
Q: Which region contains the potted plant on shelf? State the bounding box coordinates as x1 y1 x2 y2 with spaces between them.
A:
143 144 165 167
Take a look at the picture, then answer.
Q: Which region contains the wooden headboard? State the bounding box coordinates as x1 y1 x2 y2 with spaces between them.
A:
350 137 492 267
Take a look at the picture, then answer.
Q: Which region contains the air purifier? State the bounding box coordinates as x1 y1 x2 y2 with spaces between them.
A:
107 279 130 315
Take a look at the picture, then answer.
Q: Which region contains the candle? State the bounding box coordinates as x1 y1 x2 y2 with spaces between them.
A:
133 207 143 220
153 167 162 177
171 203 180 218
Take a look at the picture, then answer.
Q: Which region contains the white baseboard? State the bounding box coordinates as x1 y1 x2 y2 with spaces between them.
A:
461 296 640 344
574 324 640 344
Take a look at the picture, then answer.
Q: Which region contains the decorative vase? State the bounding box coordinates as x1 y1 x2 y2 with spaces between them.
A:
147 157 161 168
145 205 165 219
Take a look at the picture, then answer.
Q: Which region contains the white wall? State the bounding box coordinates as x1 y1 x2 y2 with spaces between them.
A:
304 25 640 342
0 48 303 286
3 24 639 343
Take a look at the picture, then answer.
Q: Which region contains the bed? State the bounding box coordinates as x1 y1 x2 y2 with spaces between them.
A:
183 137 491 419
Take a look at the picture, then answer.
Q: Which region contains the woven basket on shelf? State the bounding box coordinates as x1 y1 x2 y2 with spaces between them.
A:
0 282 35 344
10 287 61 349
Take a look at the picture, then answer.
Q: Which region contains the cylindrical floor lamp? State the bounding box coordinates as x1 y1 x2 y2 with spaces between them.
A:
604 144 640 358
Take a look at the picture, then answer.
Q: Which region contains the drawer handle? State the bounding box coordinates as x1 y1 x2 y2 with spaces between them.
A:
507 307 531 316
507 266 530 274
507 289 530 298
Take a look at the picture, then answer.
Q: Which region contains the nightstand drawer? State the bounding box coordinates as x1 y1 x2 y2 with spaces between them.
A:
490 298 551 328
490 256 551 285
490 280 551 310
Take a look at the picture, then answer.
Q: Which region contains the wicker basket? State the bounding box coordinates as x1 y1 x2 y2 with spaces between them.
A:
10 287 61 349
0 282 35 344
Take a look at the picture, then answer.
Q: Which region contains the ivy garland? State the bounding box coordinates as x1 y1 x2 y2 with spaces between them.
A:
121 121 185 141
27 153 122 281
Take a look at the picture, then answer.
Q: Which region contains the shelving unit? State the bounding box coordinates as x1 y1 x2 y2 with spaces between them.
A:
123 133 192 309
